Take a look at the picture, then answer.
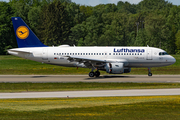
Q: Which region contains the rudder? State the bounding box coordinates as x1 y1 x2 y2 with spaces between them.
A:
11 17 47 48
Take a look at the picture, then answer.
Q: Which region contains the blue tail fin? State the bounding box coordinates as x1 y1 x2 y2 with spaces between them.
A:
11 17 47 48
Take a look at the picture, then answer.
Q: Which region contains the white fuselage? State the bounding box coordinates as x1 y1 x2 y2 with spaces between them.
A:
8 46 176 69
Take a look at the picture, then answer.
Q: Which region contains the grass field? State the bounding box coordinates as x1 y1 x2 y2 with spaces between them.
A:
0 96 180 120
0 82 180 92
0 55 180 75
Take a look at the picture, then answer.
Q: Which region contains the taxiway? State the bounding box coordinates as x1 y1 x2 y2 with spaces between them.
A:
0 89 180 99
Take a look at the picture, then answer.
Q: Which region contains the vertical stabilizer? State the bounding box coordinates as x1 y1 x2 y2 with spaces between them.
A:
11 17 47 48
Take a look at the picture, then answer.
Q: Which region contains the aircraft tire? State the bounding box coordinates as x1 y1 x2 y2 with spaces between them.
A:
95 71 100 77
148 73 152 77
89 72 95 77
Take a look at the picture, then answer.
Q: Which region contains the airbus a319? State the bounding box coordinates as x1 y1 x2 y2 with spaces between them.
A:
8 17 176 77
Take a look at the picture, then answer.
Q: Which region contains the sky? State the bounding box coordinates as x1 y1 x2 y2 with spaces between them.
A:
0 0 180 6
71 0 180 6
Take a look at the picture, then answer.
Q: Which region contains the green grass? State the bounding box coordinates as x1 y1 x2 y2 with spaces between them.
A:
0 82 180 92
0 55 180 75
0 96 180 120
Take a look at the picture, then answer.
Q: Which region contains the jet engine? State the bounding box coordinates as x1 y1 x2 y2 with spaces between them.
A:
105 63 131 74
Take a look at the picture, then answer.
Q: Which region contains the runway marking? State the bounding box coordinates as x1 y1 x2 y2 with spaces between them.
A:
0 89 180 99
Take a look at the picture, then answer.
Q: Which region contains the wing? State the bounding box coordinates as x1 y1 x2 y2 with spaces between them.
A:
66 56 107 68
66 56 129 68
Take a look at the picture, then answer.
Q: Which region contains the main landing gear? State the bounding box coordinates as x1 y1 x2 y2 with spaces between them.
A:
148 67 152 77
89 71 100 77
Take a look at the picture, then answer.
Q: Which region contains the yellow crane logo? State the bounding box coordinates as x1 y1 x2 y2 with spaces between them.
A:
16 26 29 39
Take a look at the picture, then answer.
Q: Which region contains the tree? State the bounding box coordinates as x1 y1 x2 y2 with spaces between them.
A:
38 1 71 46
11 2 30 24
84 16 103 46
144 13 170 51
117 1 137 14
28 6 41 34
137 0 171 12
175 30 180 53
0 2 16 55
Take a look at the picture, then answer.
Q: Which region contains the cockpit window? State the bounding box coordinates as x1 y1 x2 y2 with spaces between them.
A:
159 52 168 56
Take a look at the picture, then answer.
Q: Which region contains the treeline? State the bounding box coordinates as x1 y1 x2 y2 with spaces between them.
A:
0 0 180 55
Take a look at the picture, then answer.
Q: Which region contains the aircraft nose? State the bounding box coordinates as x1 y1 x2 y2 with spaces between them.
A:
170 56 176 64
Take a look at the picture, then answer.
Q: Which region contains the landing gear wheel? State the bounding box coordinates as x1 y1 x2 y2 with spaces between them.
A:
89 72 95 77
95 71 100 77
148 73 152 77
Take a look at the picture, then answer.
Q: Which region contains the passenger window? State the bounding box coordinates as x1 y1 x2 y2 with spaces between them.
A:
97 53 98 55
54 53 56 55
65 53 66 55
105 53 107 55
75 53 77 55
62 53 64 55
89 53 90 55
129 53 131 55
140 53 142 55
121 53 123 55
67 53 69 55
102 53 104 55
109 53 111 55
86 53 88 55
94 53 96 55
91 53 93 55
57 53 59 55
83 53 85 55
119 53 121 55
113 53 115 55
124 53 126 55
132 53 134 55
73 53 74 55
127 53 128 55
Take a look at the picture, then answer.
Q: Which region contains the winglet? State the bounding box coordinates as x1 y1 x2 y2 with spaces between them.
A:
11 17 47 48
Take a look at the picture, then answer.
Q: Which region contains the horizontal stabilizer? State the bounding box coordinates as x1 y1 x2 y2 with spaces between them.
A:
8 49 32 54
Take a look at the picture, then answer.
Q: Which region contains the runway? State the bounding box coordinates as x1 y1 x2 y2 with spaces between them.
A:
0 75 180 83
0 89 180 99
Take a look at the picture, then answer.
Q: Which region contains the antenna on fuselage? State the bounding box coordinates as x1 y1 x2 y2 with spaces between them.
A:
73 44 76 47
147 45 149 47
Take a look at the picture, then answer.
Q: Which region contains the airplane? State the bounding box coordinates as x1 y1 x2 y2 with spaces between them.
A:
8 17 176 77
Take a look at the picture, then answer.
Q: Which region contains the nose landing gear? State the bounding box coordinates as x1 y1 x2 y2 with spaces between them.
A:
148 68 152 76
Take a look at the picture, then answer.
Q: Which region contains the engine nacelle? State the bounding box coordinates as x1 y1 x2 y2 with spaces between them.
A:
105 63 131 74
106 63 124 74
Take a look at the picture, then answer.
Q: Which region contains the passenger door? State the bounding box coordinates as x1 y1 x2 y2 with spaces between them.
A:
146 49 152 60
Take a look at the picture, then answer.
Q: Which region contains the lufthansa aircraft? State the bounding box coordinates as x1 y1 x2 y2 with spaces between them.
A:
8 17 176 77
